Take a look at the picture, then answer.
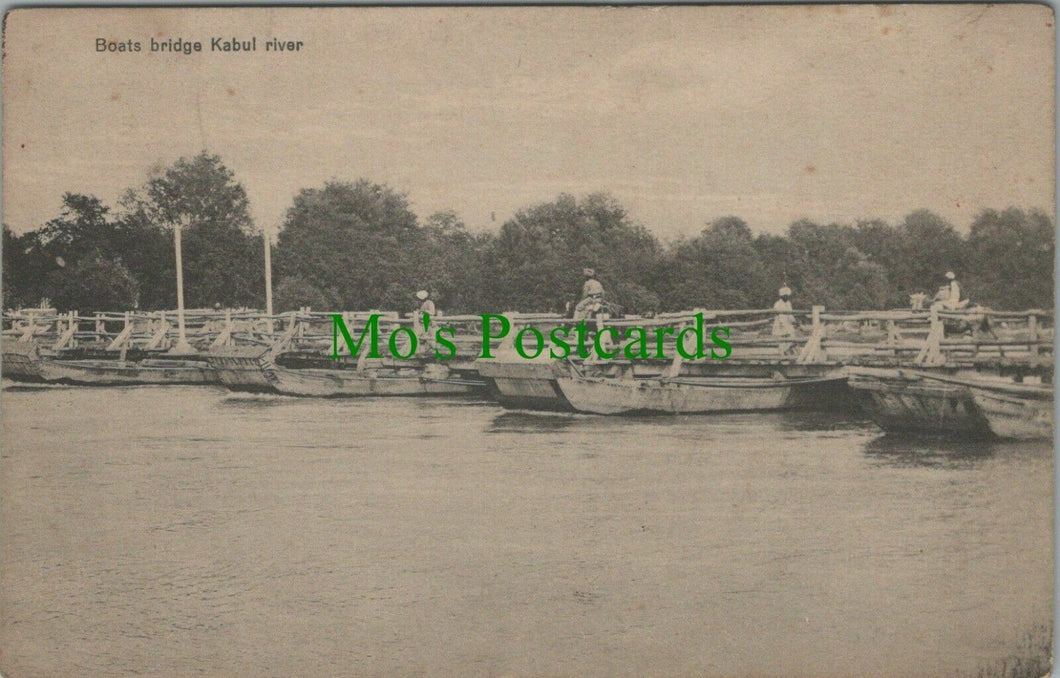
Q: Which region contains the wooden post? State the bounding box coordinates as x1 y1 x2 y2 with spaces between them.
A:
496 312 518 353
211 309 234 349
263 230 274 334
279 311 297 352
53 311 78 351
796 305 825 364
171 220 193 354
106 311 133 352
662 354 683 379
263 230 273 317
915 306 944 365
1028 313 1039 359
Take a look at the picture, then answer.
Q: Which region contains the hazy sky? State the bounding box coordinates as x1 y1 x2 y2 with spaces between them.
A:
3 6 1055 238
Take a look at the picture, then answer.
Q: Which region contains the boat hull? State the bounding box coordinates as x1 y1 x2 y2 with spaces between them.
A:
475 356 573 411
847 369 992 438
1 339 46 382
556 375 847 415
206 347 277 393
265 363 480 398
970 388 1053 441
38 358 217 386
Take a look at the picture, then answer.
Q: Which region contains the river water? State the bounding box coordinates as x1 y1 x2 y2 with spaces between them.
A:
1 384 1052 677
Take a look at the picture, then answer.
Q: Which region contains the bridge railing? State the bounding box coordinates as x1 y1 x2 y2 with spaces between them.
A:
2 306 1053 369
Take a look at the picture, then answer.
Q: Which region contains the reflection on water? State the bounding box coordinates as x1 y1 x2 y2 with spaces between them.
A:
776 409 874 432
862 434 1001 468
487 410 597 434
218 392 292 409
0 383 74 393
491 408 874 436
0 384 1052 678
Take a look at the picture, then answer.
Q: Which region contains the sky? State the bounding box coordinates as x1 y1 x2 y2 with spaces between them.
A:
3 5 1055 239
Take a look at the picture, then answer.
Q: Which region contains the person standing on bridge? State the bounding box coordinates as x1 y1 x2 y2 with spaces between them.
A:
772 286 796 336
414 290 435 347
573 268 605 321
772 286 797 356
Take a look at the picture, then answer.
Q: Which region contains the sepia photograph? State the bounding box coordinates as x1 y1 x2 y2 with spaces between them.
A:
0 6 1054 677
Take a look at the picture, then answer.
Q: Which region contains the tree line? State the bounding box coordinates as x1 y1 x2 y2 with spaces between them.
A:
3 152 1054 315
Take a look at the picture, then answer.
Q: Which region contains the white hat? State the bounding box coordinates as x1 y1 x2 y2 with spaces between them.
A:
945 271 956 280
415 290 429 300
779 286 792 296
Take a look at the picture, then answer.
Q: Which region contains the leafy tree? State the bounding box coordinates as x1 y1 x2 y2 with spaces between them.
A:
783 220 858 308
487 192 663 313
5 194 123 309
417 210 484 313
830 246 890 309
109 211 175 310
752 233 802 305
891 210 964 303
131 152 254 234
37 194 115 258
4 158 1054 317
851 219 904 306
2 225 42 308
273 276 338 312
662 217 766 310
274 180 421 311
47 251 139 313
965 208 1054 309
120 151 263 308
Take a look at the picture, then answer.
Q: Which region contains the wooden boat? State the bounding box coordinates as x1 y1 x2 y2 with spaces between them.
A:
37 356 217 386
914 373 1053 441
970 385 1052 441
3 334 218 386
846 367 992 438
555 370 848 415
205 345 279 393
1 338 47 382
970 387 1052 440
263 361 484 397
475 353 575 412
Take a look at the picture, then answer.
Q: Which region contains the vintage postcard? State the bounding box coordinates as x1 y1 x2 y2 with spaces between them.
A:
1 6 1054 677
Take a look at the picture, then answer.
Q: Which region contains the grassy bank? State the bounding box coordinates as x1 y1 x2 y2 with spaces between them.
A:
966 623 1053 678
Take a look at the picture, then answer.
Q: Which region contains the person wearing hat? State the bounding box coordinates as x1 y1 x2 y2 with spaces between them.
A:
930 271 966 311
943 271 965 310
772 285 796 338
415 289 435 316
413 290 436 349
573 268 605 320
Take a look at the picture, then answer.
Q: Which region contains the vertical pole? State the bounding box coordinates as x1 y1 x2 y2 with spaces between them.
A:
263 229 273 320
1028 313 1039 359
172 220 193 353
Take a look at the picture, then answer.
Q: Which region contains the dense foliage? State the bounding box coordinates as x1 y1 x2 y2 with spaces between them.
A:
3 153 1054 314
3 152 263 312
